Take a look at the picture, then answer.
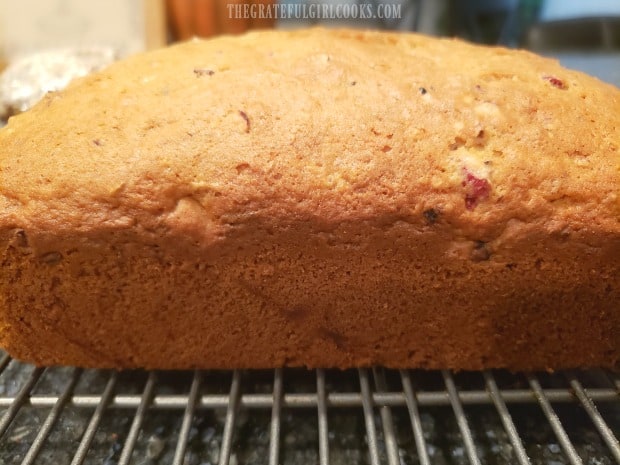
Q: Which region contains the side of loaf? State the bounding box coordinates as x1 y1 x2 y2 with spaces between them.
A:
0 28 618 370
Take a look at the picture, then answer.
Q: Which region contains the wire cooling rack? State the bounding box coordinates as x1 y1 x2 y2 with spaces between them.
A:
0 350 618 465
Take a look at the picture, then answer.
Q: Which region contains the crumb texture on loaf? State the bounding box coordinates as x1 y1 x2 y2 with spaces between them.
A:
0 28 618 370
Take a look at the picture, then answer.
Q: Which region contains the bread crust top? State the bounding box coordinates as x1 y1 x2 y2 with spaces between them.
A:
1 28 619 249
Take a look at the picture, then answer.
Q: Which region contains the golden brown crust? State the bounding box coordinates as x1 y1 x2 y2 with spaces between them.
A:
0 28 619 369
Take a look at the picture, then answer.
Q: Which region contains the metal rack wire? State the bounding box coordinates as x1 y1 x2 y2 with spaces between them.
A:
0 350 618 465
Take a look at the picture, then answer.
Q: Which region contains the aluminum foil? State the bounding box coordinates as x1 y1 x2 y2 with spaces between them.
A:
0 47 116 120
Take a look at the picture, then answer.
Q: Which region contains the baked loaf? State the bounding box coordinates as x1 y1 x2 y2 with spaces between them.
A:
0 29 618 370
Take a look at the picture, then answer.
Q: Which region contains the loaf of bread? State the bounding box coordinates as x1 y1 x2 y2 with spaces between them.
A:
0 29 618 370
